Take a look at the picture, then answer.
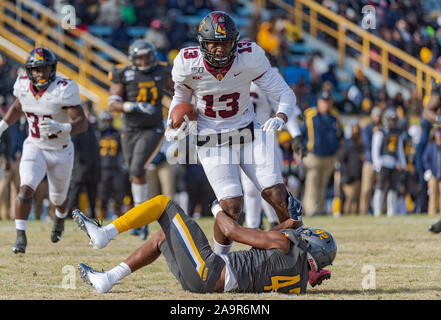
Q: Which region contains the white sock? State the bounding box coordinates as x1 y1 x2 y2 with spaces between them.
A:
131 183 149 206
213 238 233 254
55 208 68 219
106 262 131 286
104 224 119 240
373 189 383 217
15 219 27 231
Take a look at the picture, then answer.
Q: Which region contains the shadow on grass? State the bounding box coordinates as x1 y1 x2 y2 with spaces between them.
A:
308 287 441 296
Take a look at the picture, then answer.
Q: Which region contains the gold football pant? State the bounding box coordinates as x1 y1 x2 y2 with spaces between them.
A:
111 195 171 233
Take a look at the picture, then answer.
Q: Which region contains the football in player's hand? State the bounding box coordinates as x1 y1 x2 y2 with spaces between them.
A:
170 102 198 128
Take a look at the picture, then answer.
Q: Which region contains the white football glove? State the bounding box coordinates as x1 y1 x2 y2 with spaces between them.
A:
39 118 72 137
262 116 285 132
123 102 155 115
165 116 193 141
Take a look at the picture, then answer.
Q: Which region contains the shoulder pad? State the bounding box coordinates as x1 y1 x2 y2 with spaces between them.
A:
109 65 129 83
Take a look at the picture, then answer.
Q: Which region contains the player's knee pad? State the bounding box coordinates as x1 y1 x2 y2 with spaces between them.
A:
50 193 67 207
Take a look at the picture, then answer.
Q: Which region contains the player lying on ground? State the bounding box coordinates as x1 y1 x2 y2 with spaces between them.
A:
72 195 336 294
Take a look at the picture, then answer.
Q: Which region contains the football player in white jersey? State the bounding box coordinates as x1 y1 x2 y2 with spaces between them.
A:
165 11 306 257
244 79 305 229
0 47 88 253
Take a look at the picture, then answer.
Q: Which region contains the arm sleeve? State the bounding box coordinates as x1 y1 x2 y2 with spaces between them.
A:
253 67 296 120
63 81 82 106
285 111 301 138
109 66 124 84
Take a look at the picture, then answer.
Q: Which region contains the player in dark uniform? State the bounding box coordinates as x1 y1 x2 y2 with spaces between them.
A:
96 110 125 219
423 78 441 232
72 196 336 294
108 39 173 240
372 108 407 217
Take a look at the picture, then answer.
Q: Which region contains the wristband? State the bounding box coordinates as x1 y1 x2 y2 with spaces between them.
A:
123 102 133 113
61 123 72 133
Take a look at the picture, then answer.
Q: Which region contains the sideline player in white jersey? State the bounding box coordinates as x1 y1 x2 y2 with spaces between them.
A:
0 47 88 253
165 11 308 258
244 78 305 229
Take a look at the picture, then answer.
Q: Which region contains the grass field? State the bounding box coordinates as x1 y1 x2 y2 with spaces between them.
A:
1 214 441 300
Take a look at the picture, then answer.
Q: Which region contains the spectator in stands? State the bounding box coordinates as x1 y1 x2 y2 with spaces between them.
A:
301 90 343 216
73 0 99 27
336 89 357 114
339 123 363 215
133 0 155 27
359 106 382 215
96 0 122 26
0 55 14 99
144 19 170 60
423 129 441 216
257 18 281 59
163 9 191 51
110 21 131 52
120 0 137 26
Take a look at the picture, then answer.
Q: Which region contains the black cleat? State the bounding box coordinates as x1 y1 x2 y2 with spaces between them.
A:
13 230 27 254
51 215 65 243
429 219 441 234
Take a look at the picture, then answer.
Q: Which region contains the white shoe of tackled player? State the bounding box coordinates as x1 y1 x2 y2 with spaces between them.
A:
78 263 113 293
72 209 109 249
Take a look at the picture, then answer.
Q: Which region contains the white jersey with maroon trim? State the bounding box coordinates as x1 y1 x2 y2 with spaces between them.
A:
171 41 271 133
13 75 81 151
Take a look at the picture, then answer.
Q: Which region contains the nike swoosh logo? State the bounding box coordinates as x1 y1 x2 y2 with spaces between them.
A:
297 207 302 213
234 72 242 77
215 141 230 147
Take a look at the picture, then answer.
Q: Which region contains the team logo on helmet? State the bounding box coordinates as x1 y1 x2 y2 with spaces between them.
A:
213 12 226 38
198 18 206 32
35 48 44 61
